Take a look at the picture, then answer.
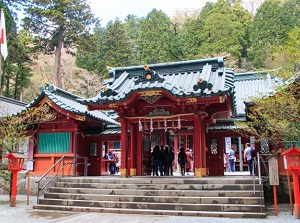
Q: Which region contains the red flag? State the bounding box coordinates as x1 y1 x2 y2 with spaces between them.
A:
0 9 8 60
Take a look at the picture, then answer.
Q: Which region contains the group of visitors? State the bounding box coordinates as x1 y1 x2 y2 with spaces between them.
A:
151 145 194 176
151 145 175 176
225 143 256 175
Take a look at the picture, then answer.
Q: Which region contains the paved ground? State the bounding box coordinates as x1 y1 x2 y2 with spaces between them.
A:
0 194 299 223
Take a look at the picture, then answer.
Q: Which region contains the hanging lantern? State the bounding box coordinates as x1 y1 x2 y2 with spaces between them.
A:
138 119 142 131
150 118 153 132
178 115 181 129
144 121 148 130
164 118 167 132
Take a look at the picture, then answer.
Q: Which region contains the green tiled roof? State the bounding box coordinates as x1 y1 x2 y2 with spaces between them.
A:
79 56 235 106
25 84 119 125
234 72 282 115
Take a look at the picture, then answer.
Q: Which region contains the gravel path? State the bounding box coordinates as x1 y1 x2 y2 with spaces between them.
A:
0 195 299 223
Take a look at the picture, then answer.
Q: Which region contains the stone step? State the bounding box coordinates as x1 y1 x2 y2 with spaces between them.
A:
48 187 262 197
33 204 267 218
53 182 260 190
57 176 259 185
35 176 265 218
37 198 264 212
44 192 262 205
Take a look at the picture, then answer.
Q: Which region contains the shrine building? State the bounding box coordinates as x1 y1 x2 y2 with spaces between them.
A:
25 56 279 176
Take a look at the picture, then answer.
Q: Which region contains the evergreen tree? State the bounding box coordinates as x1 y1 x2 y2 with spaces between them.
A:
124 14 141 65
138 9 176 64
103 19 133 67
22 0 98 87
177 2 213 60
76 24 106 75
249 0 284 68
0 3 32 101
200 0 247 62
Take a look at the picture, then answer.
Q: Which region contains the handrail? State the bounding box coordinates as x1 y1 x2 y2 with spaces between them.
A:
256 152 274 213
36 155 89 204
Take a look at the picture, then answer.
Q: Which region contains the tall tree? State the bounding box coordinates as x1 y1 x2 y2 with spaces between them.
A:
199 0 248 62
177 2 214 60
248 0 285 68
22 0 98 87
138 9 176 64
0 3 32 100
103 19 133 67
124 14 141 65
76 24 106 75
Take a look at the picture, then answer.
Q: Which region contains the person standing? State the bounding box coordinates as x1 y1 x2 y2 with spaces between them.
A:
178 147 187 176
151 145 164 176
163 145 172 176
107 150 116 175
185 149 192 175
244 143 254 175
228 147 235 172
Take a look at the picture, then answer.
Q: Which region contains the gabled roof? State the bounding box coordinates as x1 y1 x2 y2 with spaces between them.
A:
26 84 119 125
0 96 27 117
79 56 235 107
234 72 282 116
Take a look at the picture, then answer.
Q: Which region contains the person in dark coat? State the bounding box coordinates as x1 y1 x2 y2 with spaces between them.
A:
163 145 172 176
151 145 164 176
178 147 187 176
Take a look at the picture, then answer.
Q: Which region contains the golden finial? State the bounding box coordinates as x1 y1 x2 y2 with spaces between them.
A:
198 78 204 83
144 64 149 71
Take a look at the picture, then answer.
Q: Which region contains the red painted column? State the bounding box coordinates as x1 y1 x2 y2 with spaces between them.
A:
10 170 18 207
193 114 203 177
201 121 207 176
174 135 179 172
293 171 300 218
130 124 137 176
120 118 128 177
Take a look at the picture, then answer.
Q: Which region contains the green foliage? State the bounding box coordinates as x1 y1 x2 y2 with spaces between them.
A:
103 19 134 67
249 0 296 68
23 0 98 53
200 0 249 60
266 27 300 80
75 24 106 75
0 105 58 153
22 0 98 86
137 9 176 64
0 6 33 100
236 81 300 143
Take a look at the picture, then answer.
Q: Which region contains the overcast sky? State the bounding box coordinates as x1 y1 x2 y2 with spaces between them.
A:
89 0 213 26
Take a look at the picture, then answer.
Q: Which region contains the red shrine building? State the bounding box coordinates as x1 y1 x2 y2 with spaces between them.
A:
25 56 279 176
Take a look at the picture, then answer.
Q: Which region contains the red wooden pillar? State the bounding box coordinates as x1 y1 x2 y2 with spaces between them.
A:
174 135 179 172
130 124 137 176
193 114 203 177
201 121 207 176
120 118 128 177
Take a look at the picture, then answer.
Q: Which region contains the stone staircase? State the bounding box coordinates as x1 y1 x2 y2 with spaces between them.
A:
33 176 266 218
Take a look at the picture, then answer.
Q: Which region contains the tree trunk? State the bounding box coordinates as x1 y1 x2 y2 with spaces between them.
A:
53 28 64 88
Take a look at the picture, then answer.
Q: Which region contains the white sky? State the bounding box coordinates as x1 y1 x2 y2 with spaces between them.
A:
89 0 211 26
